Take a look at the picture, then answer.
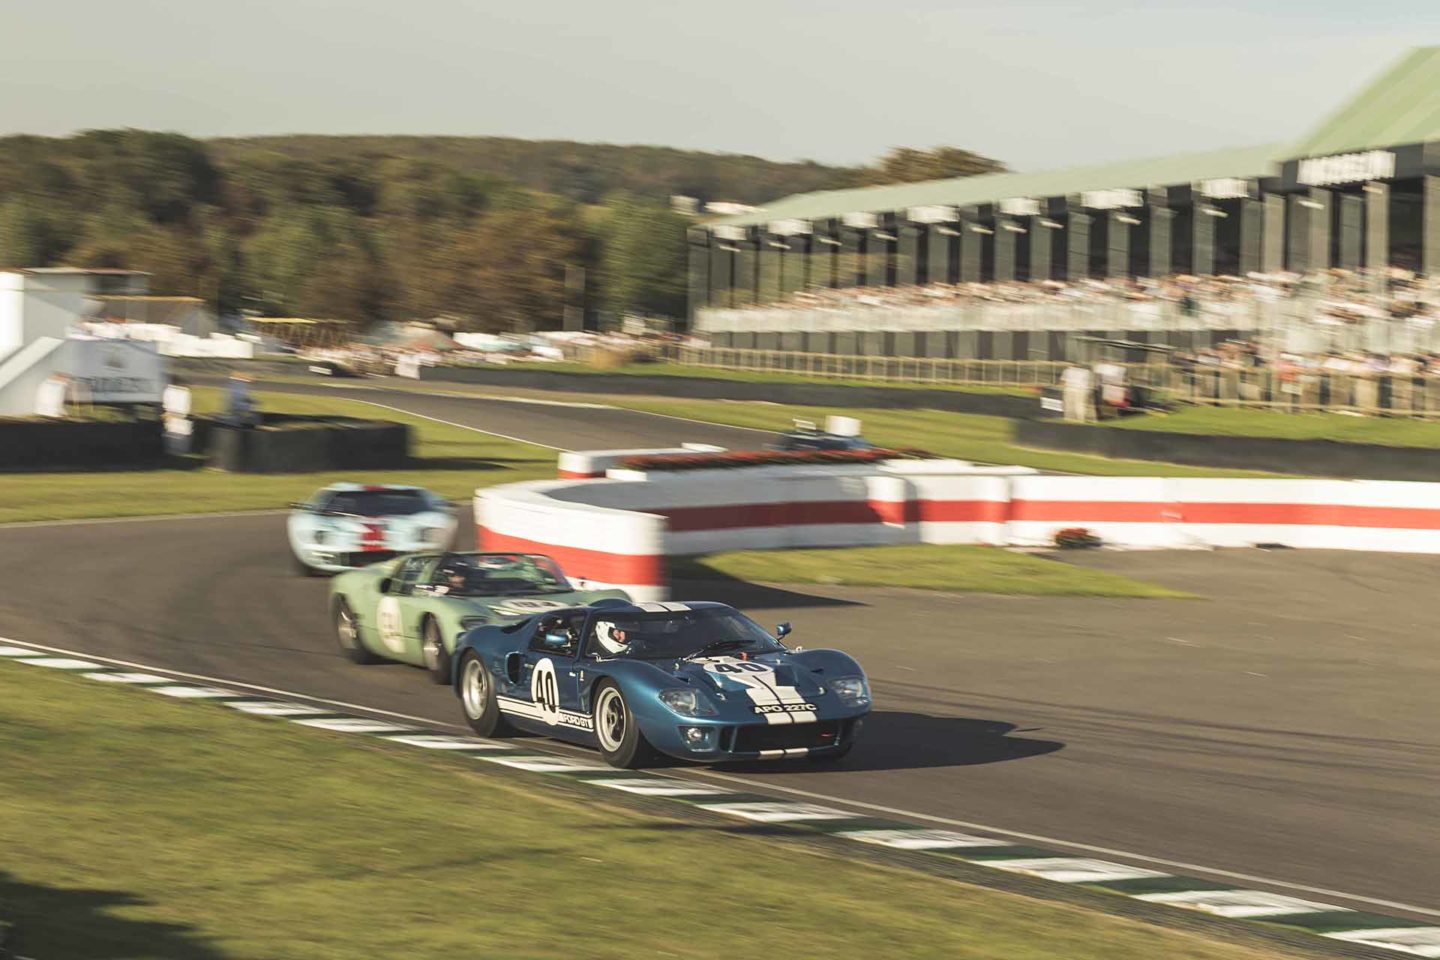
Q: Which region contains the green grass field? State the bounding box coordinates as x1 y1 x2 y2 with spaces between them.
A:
0 660 1305 960
1111 406 1440 447
672 544 1191 598
0 388 554 524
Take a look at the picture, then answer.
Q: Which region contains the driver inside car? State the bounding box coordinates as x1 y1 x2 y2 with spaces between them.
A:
592 620 631 658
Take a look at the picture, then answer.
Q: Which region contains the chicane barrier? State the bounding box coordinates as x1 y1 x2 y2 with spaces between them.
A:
558 444 725 479
477 452 1440 599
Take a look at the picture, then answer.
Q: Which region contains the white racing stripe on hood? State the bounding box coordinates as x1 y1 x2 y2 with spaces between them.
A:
698 657 816 725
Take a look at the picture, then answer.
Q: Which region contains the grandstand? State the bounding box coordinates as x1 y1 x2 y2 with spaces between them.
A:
688 47 1440 360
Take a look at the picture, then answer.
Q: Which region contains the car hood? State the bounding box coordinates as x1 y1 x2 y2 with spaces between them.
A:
671 653 827 701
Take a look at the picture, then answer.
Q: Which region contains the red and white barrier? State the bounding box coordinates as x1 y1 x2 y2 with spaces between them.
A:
557 444 725 479
480 449 1440 601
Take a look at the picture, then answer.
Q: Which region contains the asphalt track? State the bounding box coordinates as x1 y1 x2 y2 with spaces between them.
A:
3 380 1438 921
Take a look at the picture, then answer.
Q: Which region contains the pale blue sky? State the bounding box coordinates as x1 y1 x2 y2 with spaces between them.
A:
0 0 1433 169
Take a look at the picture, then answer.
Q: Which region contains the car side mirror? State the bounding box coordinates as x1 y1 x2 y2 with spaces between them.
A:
776 622 792 639
378 577 393 594
504 651 523 685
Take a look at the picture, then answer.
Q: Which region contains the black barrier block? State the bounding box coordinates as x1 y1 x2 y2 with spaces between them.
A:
0 418 164 471
204 415 410 473
1014 419 1440 481
418 366 1037 419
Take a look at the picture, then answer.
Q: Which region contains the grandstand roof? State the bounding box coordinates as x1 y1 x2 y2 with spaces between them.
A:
712 143 1282 228
1289 46 1440 158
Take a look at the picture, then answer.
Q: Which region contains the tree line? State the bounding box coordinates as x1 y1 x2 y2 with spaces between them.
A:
0 130 1002 331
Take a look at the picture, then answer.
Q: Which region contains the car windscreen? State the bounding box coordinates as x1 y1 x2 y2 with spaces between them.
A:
433 554 572 596
325 490 429 516
595 608 783 661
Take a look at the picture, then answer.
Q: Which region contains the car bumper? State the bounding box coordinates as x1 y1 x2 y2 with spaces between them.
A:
301 549 403 572
649 714 867 762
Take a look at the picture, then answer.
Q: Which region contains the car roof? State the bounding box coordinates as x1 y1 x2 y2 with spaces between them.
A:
321 482 426 494
592 601 735 616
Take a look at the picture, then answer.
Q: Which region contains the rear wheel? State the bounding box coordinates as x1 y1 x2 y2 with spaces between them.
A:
334 598 380 664
459 652 513 738
593 682 655 769
422 618 452 685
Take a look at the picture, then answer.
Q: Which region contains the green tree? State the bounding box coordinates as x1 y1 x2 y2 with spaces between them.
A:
859 146 1006 186
598 195 689 320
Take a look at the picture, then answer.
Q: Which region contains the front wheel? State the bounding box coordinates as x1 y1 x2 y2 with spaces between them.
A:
458 652 513 738
422 618 451 685
335 598 380 664
593 682 656 769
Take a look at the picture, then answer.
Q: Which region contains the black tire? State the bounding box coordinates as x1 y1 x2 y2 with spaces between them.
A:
458 652 513 738
592 681 656 769
334 598 380 664
422 617 452 685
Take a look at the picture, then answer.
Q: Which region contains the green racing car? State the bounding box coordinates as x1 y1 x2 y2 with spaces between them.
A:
329 551 630 683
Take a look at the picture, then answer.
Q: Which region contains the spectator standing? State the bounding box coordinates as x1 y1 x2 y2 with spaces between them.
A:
1062 363 1094 423
225 372 258 427
162 376 194 455
34 373 69 418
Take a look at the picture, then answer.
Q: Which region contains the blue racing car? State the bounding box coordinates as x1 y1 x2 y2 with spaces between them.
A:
452 600 870 768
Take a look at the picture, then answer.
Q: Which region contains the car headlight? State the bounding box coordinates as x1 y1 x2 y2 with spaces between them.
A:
658 687 718 718
830 676 870 708
313 528 329 545
459 616 488 630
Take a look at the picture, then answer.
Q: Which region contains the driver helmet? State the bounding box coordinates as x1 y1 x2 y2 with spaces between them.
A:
594 620 630 656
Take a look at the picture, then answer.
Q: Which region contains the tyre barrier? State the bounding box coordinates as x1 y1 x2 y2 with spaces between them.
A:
0 417 163 471
480 450 1440 598
204 414 410 474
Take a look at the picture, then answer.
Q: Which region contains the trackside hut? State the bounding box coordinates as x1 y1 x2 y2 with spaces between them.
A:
688 46 1440 354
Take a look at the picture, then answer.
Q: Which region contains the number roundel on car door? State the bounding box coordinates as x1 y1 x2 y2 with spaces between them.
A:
531 657 561 726
377 596 406 654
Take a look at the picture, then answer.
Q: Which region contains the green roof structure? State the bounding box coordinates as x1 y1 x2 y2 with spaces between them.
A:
1289 46 1440 159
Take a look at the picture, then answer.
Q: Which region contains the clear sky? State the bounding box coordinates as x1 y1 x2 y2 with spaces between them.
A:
1 0 1432 170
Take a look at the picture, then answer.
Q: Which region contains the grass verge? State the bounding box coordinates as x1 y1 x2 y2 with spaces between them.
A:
1110 406 1440 447
673 544 1193 598
0 387 554 524
0 660 1298 960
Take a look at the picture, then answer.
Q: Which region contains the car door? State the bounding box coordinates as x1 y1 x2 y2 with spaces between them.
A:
374 555 435 663
514 613 588 739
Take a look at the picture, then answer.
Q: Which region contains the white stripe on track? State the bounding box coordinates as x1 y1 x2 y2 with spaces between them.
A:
4 632 1437 921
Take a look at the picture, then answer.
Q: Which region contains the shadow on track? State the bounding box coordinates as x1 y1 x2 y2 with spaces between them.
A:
721 712 1064 774
668 574 863 610
0 872 224 959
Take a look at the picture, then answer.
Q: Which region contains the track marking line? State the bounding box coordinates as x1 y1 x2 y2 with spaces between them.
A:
585 778 731 797
1325 927 1440 955
0 637 468 730
840 829 1008 850
83 671 176 684
382 734 514 751
290 717 418 734
2 632 1437 930
330 398 564 451
224 700 333 717
1134 889 1348 919
13 657 104 670
984 858 1171 885
696 802 856 823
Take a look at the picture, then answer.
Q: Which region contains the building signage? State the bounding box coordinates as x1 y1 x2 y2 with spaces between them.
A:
1199 178 1251 200
1081 188 1143 210
768 218 812 236
1297 150 1395 187
66 340 163 404
998 197 1040 217
841 211 879 229
907 204 957 224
